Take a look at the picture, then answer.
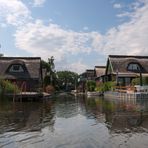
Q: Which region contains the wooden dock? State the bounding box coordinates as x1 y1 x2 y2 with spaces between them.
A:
87 91 103 97
104 91 148 99
5 92 52 101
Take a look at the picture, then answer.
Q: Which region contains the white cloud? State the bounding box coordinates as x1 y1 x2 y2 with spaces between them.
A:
56 60 89 74
116 12 131 18
0 0 31 26
14 0 148 73
14 19 103 73
68 61 89 74
32 0 46 7
14 20 103 61
113 3 122 9
1 0 148 74
102 0 148 56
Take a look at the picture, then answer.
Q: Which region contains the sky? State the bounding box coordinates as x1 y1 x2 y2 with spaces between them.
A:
0 0 148 74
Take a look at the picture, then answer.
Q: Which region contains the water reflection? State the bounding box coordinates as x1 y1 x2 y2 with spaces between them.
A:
104 98 148 132
0 95 148 148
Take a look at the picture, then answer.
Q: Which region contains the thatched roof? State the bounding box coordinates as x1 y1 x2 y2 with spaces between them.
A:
0 57 41 80
86 69 95 78
94 66 106 77
108 55 148 75
86 69 94 72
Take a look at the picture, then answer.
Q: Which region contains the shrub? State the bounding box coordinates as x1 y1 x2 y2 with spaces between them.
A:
132 77 148 85
44 75 51 87
86 80 96 92
0 79 20 95
45 85 55 93
96 81 115 92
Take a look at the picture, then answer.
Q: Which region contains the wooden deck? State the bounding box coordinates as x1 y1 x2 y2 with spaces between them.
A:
5 92 52 101
104 91 148 99
87 91 103 97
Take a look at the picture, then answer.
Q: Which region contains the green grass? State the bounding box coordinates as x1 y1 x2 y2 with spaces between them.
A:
0 79 20 95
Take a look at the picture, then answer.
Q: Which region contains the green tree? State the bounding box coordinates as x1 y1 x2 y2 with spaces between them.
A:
86 80 96 92
96 81 115 92
42 56 57 87
0 79 20 99
132 77 148 86
56 71 78 91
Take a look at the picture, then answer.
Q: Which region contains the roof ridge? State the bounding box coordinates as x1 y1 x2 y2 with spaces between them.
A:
95 66 106 68
0 57 41 59
109 55 148 58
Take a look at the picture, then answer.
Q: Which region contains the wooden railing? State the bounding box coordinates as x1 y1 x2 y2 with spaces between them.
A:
13 81 27 102
114 86 136 93
21 81 27 93
114 85 148 93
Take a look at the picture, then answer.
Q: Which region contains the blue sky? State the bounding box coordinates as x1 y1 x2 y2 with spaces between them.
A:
0 0 148 73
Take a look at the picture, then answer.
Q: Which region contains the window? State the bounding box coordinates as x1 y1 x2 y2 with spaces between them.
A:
127 63 141 71
9 64 24 72
125 78 131 85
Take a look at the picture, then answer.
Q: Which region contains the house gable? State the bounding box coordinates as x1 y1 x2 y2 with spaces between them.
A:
94 66 106 77
0 57 42 80
106 58 114 75
0 57 43 91
107 55 148 75
86 69 95 80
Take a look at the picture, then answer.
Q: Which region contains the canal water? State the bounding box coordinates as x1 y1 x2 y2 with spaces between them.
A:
0 94 148 148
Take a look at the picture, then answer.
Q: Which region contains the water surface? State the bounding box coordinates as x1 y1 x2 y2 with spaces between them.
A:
0 94 148 148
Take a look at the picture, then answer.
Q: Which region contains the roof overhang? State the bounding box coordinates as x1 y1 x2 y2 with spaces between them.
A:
112 72 148 77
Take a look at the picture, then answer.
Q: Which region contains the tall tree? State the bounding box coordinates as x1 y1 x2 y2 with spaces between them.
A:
56 71 78 91
42 56 57 87
48 56 55 85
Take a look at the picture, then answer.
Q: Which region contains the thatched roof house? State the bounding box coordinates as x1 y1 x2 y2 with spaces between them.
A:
94 66 106 82
0 57 43 91
105 55 148 85
85 69 95 80
79 70 95 81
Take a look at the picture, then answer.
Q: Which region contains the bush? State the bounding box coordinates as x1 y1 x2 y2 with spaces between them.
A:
96 81 115 92
87 80 96 92
45 85 55 94
44 75 51 87
0 79 20 95
132 77 148 85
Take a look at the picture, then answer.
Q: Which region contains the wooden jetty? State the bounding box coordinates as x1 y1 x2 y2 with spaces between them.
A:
5 92 52 102
87 91 103 97
104 91 148 99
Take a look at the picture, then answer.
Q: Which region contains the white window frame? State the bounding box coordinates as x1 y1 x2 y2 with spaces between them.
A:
9 64 24 72
127 63 140 71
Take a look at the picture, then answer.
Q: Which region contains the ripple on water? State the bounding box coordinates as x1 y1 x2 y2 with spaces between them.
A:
0 96 148 148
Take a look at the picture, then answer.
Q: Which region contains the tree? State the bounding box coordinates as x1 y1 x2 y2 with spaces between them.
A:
86 80 96 92
42 56 57 87
47 56 56 85
56 71 78 91
132 77 148 86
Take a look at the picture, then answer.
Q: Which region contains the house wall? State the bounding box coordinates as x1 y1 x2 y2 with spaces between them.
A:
26 79 41 91
117 77 134 86
8 79 41 92
0 57 43 92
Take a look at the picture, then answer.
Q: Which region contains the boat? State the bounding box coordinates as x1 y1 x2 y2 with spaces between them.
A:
87 91 103 97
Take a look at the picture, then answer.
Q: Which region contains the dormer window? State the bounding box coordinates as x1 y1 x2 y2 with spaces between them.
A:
127 63 141 71
9 64 24 72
